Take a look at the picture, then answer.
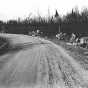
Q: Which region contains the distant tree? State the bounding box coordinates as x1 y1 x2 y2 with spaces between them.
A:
65 7 80 23
53 10 62 24
55 10 59 18
7 20 18 24
0 21 4 25
81 8 88 23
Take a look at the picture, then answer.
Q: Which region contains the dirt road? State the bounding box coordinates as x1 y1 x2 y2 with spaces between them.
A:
0 34 88 88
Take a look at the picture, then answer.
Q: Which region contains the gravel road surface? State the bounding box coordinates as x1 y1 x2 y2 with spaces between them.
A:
0 33 88 88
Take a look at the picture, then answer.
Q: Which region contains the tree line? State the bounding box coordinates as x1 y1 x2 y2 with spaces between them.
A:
0 7 88 37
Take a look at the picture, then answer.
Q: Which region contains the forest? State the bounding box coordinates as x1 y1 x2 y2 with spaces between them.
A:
0 7 88 37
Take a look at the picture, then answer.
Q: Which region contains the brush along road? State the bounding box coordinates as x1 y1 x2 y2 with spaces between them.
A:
0 33 88 88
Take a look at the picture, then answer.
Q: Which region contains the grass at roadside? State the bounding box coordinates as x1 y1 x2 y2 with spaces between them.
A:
49 38 88 70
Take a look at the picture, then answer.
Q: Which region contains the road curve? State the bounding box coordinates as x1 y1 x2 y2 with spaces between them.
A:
0 33 88 88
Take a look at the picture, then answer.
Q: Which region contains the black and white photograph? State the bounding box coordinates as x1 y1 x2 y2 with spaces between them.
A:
0 0 88 88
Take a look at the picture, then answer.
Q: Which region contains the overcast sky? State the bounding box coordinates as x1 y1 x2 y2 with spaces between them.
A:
0 0 88 21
